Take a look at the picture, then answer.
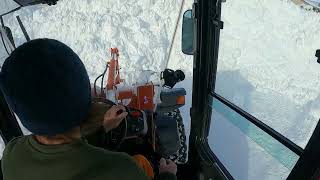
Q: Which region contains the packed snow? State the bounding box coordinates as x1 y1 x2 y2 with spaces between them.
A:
0 0 320 179
216 0 320 148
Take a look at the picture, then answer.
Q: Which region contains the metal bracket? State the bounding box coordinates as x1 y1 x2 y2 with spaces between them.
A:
193 2 199 19
212 19 224 29
195 136 208 144
212 0 224 30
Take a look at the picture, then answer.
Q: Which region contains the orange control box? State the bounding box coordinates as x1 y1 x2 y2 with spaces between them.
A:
137 85 155 111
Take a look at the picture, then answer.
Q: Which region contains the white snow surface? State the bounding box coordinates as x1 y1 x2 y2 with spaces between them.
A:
0 0 320 179
1 0 189 79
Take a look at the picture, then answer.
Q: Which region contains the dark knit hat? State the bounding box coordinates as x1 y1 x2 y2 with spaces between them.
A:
0 39 91 135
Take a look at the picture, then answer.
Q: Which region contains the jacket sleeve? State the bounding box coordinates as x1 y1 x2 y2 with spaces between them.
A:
118 153 150 180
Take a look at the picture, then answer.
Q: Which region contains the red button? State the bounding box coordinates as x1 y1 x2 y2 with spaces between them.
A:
131 111 141 117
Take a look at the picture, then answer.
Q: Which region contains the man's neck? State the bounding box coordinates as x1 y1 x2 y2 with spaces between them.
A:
34 127 81 145
34 135 74 145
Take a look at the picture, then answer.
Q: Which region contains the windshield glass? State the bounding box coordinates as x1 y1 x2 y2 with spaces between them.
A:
0 1 187 80
0 0 193 146
215 0 320 148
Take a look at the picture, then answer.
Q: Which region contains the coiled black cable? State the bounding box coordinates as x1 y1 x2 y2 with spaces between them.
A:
93 64 108 97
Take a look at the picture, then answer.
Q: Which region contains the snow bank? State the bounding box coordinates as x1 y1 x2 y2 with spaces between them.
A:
209 0 320 179
1 0 183 81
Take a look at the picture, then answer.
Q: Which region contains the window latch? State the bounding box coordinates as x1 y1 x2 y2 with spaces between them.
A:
315 49 320 64
212 19 224 29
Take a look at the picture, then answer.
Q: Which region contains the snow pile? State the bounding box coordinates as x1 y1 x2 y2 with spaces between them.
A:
216 0 320 147
1 0 184 80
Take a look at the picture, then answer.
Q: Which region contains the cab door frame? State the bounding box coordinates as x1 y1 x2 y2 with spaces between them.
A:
187 0 232 179
187 0 320 179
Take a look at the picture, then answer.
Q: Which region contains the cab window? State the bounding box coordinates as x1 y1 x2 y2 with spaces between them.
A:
208 0 319 179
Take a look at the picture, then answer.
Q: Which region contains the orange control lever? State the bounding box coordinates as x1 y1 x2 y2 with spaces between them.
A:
106 48 121 90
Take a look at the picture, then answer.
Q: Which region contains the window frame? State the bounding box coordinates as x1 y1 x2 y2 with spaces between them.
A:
188 0 320 179
211 92 303 156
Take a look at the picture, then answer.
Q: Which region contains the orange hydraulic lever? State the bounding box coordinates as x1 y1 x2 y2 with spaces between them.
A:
106 48 121 90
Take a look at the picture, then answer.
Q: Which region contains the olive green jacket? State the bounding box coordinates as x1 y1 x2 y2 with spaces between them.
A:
1 136 176 180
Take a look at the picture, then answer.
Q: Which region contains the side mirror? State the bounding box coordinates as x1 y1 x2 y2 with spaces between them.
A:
182 10 194 55
0 26 16 53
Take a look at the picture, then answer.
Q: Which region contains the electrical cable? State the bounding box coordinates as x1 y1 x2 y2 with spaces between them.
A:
93 74 103 96
164 0 185 69
100 64 108 96
93 64 108 97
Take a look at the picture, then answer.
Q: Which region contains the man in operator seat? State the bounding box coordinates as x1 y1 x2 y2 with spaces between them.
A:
0 39 177 180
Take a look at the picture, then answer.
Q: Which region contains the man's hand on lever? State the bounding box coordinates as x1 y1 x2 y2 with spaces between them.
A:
103 105 128 132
